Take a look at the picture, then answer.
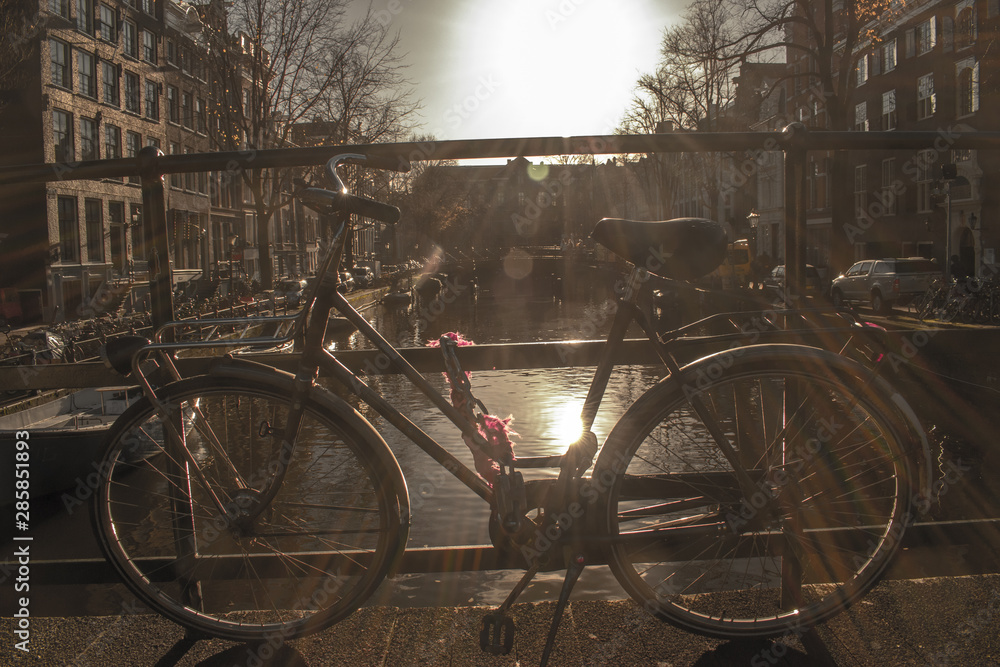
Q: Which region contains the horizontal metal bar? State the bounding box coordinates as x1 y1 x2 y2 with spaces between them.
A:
3 129 1000 185
3 324 998 391
11 518 999 587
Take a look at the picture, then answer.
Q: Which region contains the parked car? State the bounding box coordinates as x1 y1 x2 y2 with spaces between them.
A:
351 265 375 288
274 278 308 307
764 264 824 300
830 258 941 314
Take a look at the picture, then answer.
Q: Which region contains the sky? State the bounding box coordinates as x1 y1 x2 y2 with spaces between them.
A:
348 0 687 143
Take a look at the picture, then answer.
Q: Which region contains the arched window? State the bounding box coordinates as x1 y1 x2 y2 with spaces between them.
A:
958 63 979 116
956 7 976 49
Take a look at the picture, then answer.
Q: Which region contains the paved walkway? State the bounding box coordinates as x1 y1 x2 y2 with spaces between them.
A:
4 574 999 666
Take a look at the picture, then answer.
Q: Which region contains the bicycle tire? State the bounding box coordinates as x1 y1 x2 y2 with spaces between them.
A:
594 345 913 638
93 375 405 641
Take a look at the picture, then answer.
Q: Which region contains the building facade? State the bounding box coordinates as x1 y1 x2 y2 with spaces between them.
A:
782 0 1000 278
0 0 323 321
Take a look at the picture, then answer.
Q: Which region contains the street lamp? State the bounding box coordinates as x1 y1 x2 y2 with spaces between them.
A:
746 209 760 255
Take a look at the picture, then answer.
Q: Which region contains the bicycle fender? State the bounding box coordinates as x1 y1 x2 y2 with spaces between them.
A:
206 357 412 531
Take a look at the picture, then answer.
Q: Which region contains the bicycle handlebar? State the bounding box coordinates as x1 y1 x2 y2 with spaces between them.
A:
301 153 409 224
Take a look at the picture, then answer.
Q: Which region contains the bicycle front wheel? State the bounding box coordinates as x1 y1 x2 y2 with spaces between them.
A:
595 345 913 638
93 376 404 641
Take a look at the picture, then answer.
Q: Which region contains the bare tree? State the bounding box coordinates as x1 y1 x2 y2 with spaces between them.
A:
730 0 906 269
0 1 40 114
200 0 416 288
622 0 745 223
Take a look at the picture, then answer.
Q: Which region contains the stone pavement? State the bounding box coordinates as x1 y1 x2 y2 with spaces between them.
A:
3 574 999 666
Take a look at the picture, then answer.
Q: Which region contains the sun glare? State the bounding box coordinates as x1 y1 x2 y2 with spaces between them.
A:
449 1 667 140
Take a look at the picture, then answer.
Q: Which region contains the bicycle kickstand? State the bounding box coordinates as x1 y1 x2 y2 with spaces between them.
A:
539 552 585 667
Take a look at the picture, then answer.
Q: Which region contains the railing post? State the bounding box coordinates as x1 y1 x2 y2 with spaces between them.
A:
781 123 809 302
138 146 175 338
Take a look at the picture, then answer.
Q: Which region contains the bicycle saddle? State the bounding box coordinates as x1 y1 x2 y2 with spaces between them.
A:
592 217 728 281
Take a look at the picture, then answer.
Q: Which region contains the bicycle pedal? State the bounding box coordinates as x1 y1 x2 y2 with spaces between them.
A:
479 612 515 655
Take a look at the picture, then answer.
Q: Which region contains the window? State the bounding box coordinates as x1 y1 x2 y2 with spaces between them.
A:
856 54 869 86
146 136 160 150
915 149 933 213
102 61 119 105
184 146 196 190
50 39 71 89
123 21 137 58
53 109 74 163
180 92 191 128
124 71 140 113
854 102 868 131
881 90 896 130
883 39 897 72
145 80 159 120
166 40 175 65
195 97 206 133
80 117 98 160
98 3 116 42
917 17 936 55
77 0 93 33
130 203 144 262
917 73 935 119
881 158 896 215
58 197 79 263
126 131 141 183
78 51 96 97
50 0 71 19
166 85 179 123
854 164 867 218
142 30 156 63
957 60 980 116
169 142 181 188
142 0 154 15
85 199 104 262
957 6 976 49
104 124 121 159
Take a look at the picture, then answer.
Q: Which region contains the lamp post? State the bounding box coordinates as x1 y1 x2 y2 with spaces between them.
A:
746 209 760 256
746 209 761 289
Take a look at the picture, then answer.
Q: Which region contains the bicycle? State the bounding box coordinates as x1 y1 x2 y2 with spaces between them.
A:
92 154 930 664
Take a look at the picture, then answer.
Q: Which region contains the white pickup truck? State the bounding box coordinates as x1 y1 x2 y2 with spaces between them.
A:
830 258 941 313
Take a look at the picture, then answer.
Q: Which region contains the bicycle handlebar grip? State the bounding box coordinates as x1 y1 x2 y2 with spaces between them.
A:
345 194 401 224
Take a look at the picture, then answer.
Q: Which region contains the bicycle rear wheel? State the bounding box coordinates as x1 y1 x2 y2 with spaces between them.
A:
595 345 913 638
93 376 405 641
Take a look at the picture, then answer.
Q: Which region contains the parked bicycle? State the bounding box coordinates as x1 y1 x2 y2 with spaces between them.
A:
92 154 929 664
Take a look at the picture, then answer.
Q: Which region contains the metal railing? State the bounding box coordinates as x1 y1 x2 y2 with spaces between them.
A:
3 126 1000 586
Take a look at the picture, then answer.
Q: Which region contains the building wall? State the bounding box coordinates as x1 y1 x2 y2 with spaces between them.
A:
784 0 999 277
0 0 265 321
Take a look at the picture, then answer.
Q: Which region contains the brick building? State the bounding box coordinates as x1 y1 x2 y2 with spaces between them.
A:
782 0 1000 277
0 0 323 322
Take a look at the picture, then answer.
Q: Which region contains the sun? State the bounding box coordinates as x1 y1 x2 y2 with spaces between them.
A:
447 1 669 140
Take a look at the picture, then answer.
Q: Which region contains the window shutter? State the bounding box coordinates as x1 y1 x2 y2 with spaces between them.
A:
973 62 980 111
905 29 915 58
943 16 954 52
990 0 1000 18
